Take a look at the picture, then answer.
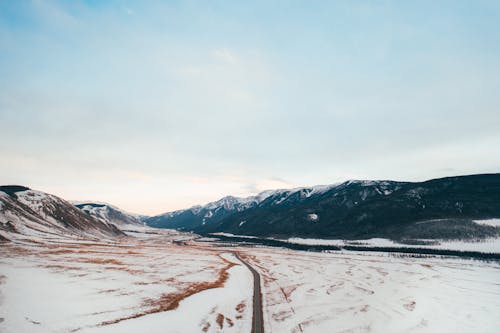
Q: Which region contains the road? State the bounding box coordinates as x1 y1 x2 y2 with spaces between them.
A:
233 252 264 333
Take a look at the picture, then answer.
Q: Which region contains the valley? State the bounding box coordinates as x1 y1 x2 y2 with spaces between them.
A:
1 179 500 332
1 227 499 333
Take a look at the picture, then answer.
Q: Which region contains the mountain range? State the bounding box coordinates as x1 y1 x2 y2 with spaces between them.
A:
145 174 500 240
2 174 500 243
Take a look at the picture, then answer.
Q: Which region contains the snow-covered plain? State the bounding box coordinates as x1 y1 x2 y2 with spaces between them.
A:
1 227 499 333
238 247 500 333
0 230 252 333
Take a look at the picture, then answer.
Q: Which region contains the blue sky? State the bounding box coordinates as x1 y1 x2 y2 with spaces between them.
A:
1 1 499 214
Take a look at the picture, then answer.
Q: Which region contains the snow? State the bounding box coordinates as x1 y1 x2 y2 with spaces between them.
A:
15 190 50 214
82 253 252 333
287 237 346 246
0 192 126 241
2 221 499 333
75 203 142 226
211 232 258 239
0 231 253 333
307 213 319 221
286 237 500 253
273 196 287 205
156 183 342 218
240 247 500 333
474 218 500 227
71 201 139 217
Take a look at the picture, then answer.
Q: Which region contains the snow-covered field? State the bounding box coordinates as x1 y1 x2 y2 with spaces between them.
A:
239 247 500 333
0 230 252 333
1 228 499 333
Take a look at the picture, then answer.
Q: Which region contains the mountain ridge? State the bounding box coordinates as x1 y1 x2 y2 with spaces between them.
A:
74 202 143 227
145 173 500 240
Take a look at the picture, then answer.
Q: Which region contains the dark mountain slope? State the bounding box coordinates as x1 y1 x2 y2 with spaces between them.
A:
148 174 500 240
145 191 293 230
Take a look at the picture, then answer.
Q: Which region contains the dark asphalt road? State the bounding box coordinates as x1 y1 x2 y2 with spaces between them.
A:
233 252 264 333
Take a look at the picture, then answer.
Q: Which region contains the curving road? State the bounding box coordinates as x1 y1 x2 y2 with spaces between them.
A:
233 252 264 333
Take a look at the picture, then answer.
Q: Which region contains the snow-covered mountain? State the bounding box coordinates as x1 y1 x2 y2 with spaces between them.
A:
0 186 124 242
146 174 500 241
145 183 342 230
74 202 143 227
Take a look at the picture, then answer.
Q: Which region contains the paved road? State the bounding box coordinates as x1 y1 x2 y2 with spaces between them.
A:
233 252 264 333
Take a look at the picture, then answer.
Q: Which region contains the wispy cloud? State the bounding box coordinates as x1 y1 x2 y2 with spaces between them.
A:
212 48 237 64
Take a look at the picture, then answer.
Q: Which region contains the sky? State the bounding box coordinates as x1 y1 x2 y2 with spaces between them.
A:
1 0 499 215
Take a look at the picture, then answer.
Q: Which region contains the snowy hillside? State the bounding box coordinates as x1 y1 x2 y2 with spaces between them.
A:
74 202 143 227
0 186 124 242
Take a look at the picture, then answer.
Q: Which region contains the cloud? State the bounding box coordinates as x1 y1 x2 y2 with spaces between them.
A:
212 48 237 64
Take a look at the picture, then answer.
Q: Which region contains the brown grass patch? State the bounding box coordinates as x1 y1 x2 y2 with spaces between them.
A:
102 266 146 275
78 258 124 265
43 264 82 271
216 313 225 329
0 245 34 257
42 249 76 255
236 301 246 313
